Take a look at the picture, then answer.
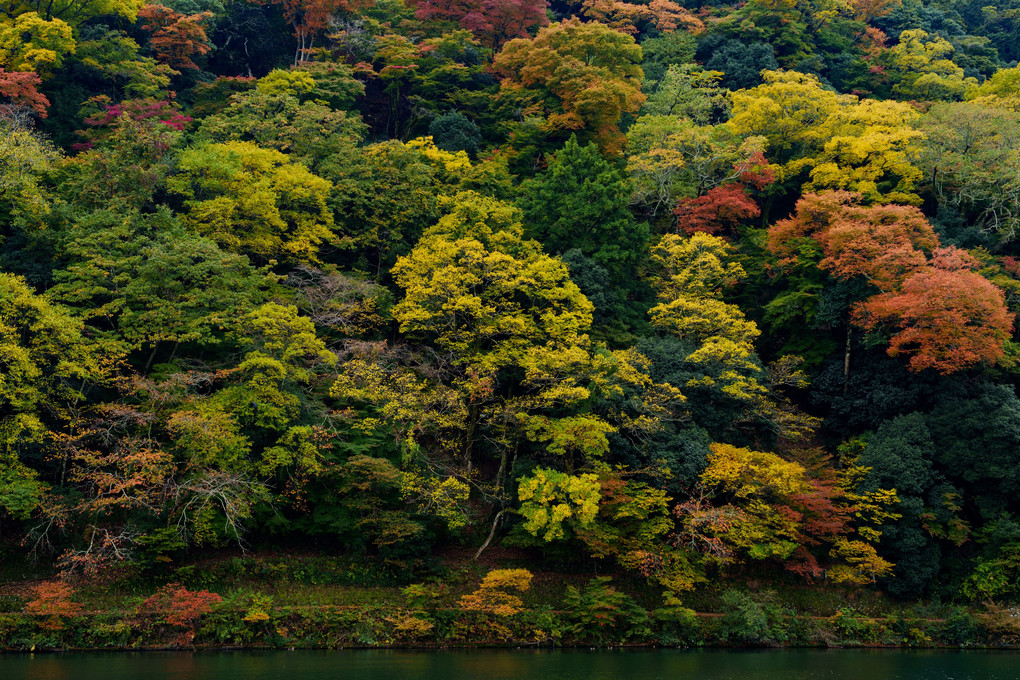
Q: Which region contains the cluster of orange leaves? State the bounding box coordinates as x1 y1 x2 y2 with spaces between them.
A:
768 191 1013 374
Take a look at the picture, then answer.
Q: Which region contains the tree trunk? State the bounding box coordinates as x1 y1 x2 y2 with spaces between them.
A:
843 325 852 395
473 509 507 561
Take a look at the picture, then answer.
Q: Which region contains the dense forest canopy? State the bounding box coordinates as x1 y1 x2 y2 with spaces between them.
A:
3 0 1020 606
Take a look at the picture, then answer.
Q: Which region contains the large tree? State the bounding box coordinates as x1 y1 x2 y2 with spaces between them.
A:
493 18 645 153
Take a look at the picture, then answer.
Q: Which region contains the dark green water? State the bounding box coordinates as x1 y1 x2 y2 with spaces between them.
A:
1 649 1018 680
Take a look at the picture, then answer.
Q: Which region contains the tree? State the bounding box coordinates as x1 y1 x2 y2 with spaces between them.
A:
137 4 214 71
571 0 703 37
858 412 941 596
770 192 1013 372
857 261 1013 374
517 135 649 288
416 0 551 50
194 89 366 170
429 111 482 155
877 29 974 101
0 70 49 118
257 0 371 65
704 40 779 90
24 582 82 630
917 102 1020 246
683 443 895 581
728 71 924 206
641 64 727 124
0 273 102 522
648 232 764 403
48 208 270 369
625 115 765 224
11 0 143 24
166 141 334 265
768 192 938 292
768 192 1013 374
493 19 645 153
465 0 548 50
673 153 773 236
0 12 75 75
805 98 923 206
334 192 604 496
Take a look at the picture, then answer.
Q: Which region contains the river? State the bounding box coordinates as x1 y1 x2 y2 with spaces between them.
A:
1 648 1017 680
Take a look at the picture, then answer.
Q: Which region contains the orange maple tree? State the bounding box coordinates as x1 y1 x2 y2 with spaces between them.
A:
138 5 214 70
767 192 1013 374
0 69 50 118
856 259 1013 374
24 582 83 631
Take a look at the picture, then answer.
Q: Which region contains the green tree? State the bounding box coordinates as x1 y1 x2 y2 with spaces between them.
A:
48 208 270 370
195 90 367 171
517 135 649 292
166 141 334 265
0 273 102 520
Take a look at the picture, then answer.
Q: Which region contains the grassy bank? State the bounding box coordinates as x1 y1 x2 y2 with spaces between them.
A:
1 552 1017 652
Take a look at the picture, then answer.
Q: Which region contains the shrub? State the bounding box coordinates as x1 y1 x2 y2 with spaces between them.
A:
718 590 789 646
24 582 82 631
458 569 533 616
563 576 651 644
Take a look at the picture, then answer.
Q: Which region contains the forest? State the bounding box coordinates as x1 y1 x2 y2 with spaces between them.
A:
2 0 1020 644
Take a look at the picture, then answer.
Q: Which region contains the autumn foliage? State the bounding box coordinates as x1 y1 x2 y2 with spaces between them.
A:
493 19 645 152
768 192 1013 373
412 0 549 49
675 153 775 235
857 265 1013 374
0 69 50 117
140 583 223 628
458 569 533 616
24 582 83 631
138 5 214 70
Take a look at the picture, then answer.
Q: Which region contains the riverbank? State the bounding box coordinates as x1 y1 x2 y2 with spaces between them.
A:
2 551 1017 652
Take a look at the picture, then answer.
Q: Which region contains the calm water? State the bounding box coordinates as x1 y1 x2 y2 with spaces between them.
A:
1 649 1018 680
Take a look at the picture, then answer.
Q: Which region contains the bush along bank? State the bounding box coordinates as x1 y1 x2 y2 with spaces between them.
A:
2 569 1018 651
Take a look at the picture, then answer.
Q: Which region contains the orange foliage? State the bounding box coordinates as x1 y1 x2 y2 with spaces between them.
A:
850 0 900 22
414 0 549 49
579 0 703 35
24 582 83 631
768 192 1013 374
139 5 213 70
0 69 50 118
493 18 645 153
856 265 1013 374
141 583 223 628
458 569 533 616
815 203 937 292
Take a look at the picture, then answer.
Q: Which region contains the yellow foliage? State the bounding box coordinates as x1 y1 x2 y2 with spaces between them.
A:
649 233 765 402
405 136 472 173
703 442 809 498
400 470 470 529
458 568 533 616
518 468 601 541
828 537 895 584
256 69 315 97
728 70 924 203
0 13 75 74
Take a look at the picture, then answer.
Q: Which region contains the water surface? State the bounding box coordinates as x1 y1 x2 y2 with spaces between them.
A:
2 648 1017 680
